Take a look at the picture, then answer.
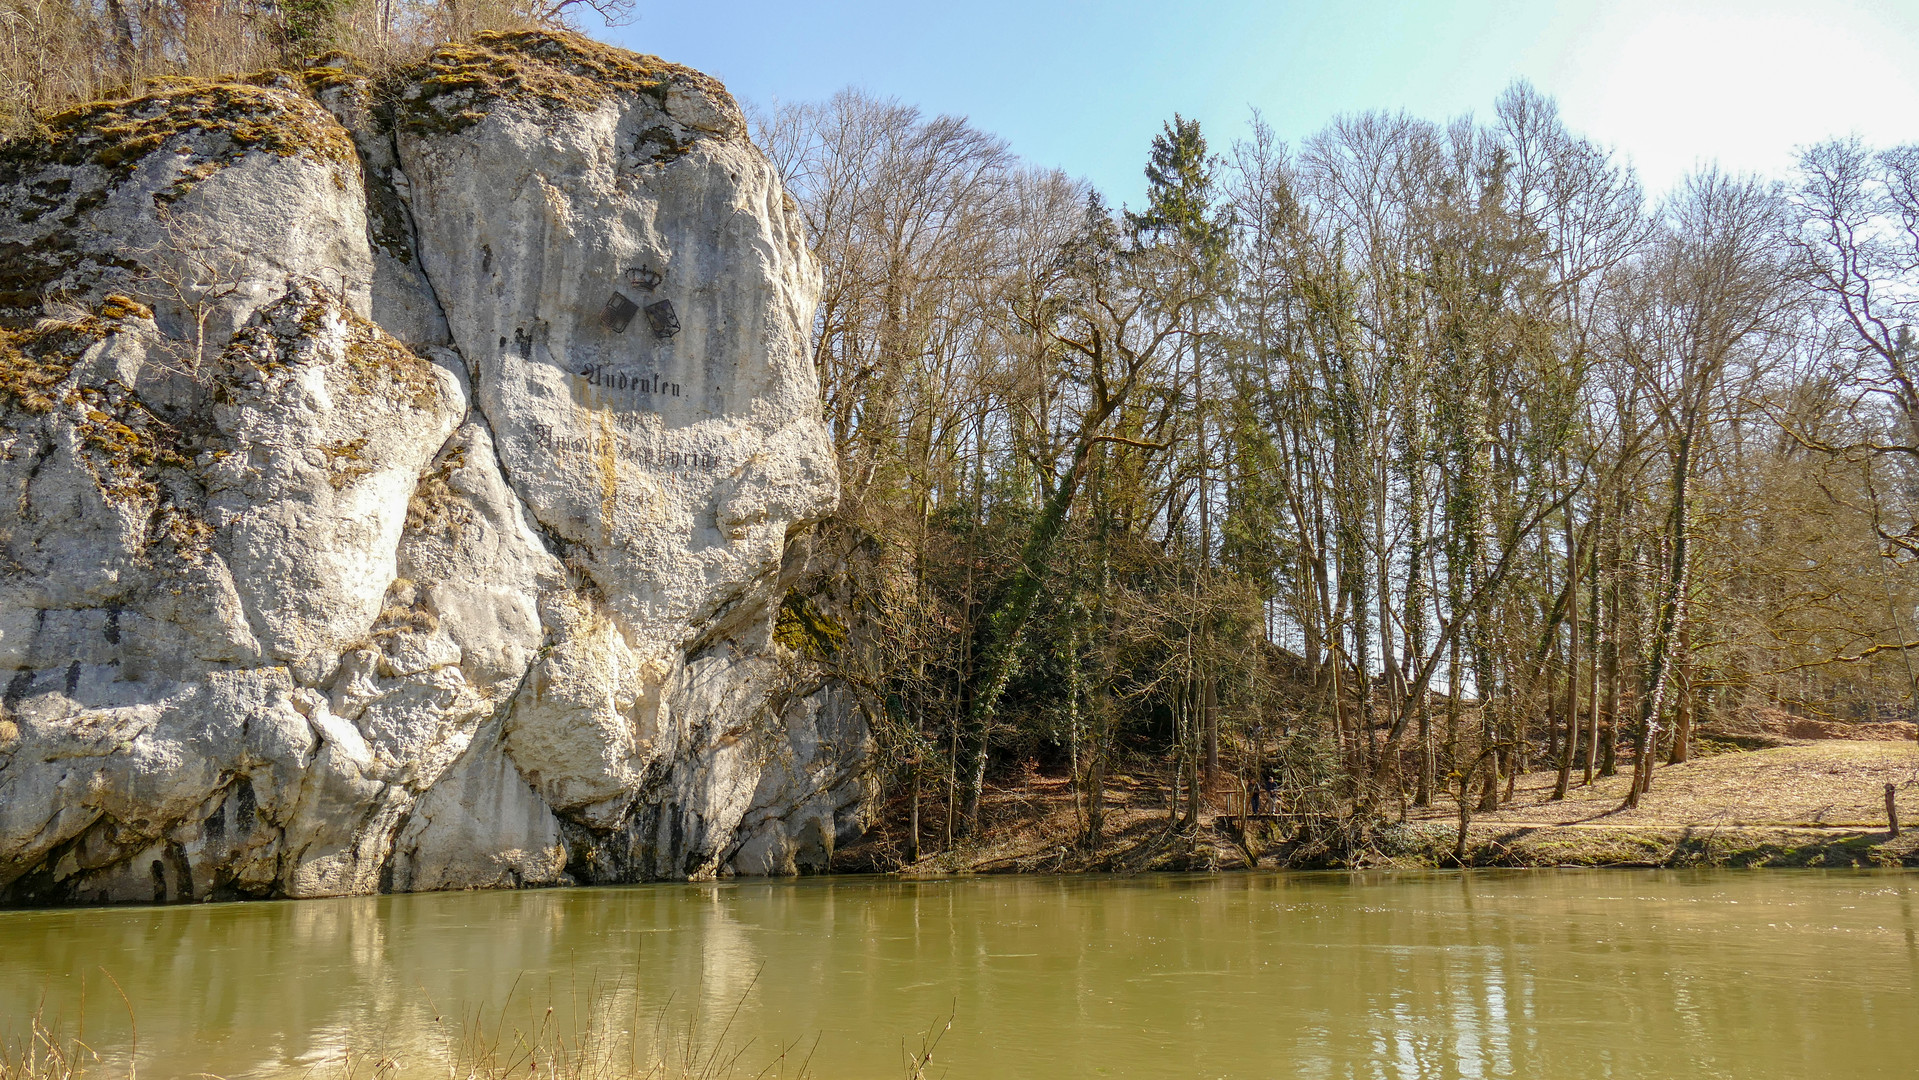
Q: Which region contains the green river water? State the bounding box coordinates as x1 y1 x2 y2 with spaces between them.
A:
2 870 1916 1079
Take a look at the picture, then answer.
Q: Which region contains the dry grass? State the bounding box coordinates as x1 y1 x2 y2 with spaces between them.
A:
0 975 967 1080
0 1017 98 1080
0 0 603 142
1 972 133 1080
1 969 826 1080
1409 740 1919 829
397 970 820 1080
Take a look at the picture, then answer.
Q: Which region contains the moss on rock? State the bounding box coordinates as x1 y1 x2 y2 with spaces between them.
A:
0 294 149 413
0 319 100 413
395 29 736 137
0 76 360 327
341 311 441 407
320 435 375 489
3 78 357 179
220 279 442 409
72 381 190 503
775 590 846 659
405 444 472 540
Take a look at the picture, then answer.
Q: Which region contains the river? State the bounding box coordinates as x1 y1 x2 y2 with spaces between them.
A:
2 870 1914 1078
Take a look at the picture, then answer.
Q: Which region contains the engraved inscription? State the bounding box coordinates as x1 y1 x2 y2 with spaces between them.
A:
578 365 681 398
527 422 717 471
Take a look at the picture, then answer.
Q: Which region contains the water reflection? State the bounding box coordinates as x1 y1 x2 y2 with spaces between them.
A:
2 871 1916 1079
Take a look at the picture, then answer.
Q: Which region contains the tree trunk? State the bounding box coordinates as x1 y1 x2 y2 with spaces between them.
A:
1453 766 1473 866
909 767 922 863
945 716 957 849
1626 431 1693 809
956 433 1101 831
1477 697 1501 815
1600 545 1620 779
1583 532 1602 787
1444 634 1462 811
1202 673 1219 792
1195 325 1218 788
1554 514 1581 801
1413 699 1433 808
104 0 137 78
1667 621 1694 765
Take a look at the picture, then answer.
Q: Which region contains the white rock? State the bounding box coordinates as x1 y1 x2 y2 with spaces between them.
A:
0 32 866 906
201 280 465 681
389 719 569 892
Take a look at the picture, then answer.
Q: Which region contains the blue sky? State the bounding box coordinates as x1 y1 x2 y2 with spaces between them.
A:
588 0 1919 207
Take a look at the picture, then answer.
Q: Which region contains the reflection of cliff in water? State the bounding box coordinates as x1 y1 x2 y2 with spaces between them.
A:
3 874 1917 1079
0 886 783 1079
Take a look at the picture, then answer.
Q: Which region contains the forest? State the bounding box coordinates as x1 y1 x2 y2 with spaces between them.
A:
6 0 1919 860
761 89 1919 857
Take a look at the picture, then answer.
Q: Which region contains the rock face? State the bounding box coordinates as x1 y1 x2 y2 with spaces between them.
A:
0 32 870 905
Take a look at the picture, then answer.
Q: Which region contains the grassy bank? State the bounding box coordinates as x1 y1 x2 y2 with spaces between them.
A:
844 740 1919 874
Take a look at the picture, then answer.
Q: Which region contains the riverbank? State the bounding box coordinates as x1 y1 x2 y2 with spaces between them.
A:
843 740 1919 873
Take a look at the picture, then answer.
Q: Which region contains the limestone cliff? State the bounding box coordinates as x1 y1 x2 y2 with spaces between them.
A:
0 31 870 905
